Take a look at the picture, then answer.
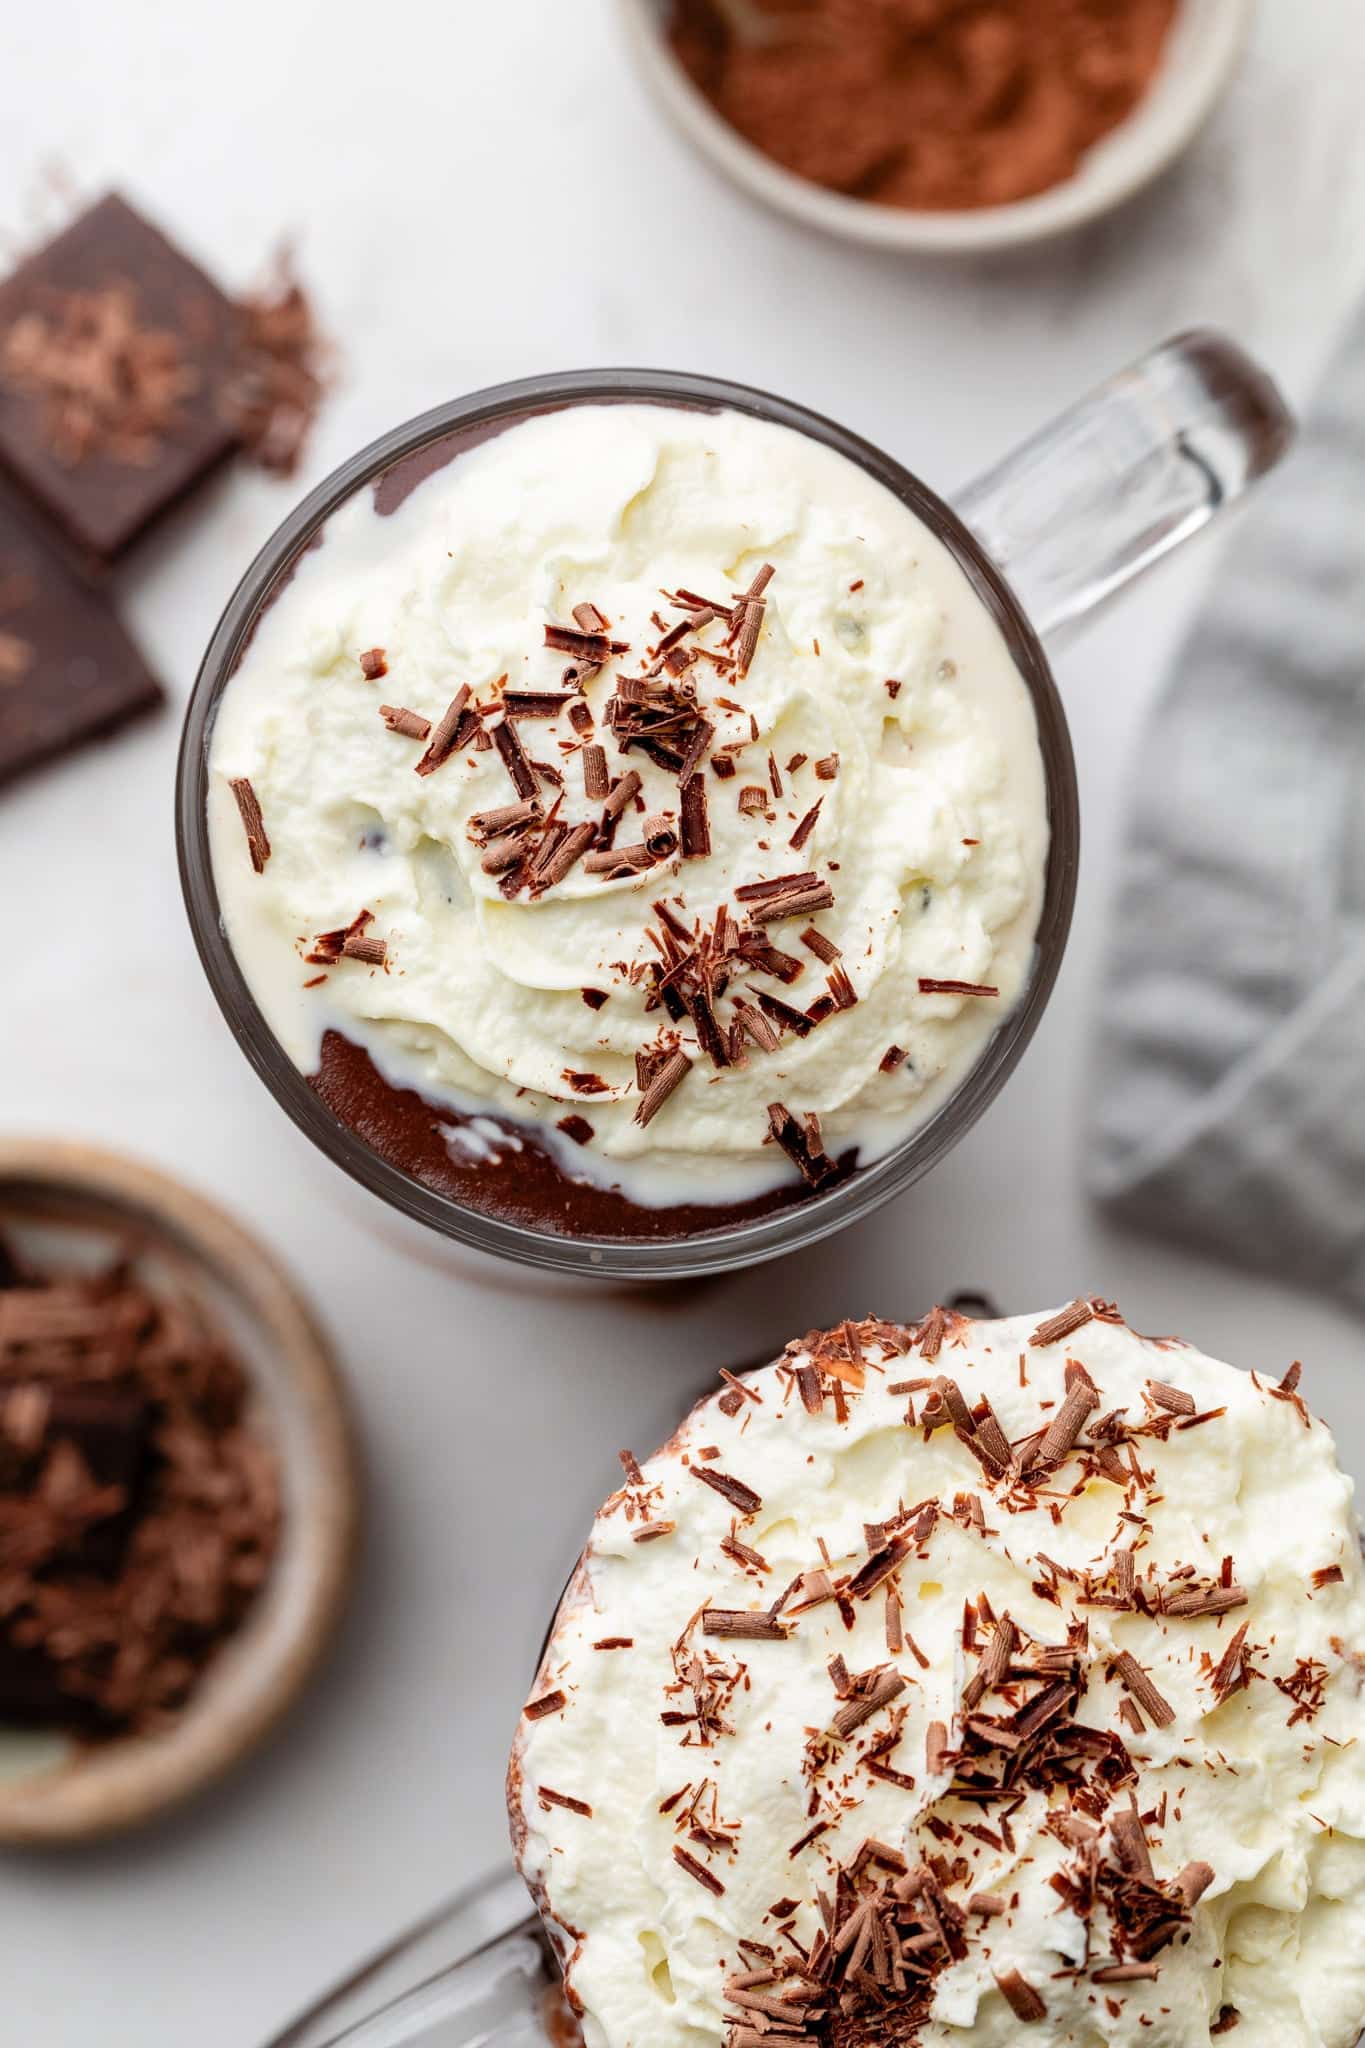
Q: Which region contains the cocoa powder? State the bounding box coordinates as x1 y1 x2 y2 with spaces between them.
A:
670 0 1179 212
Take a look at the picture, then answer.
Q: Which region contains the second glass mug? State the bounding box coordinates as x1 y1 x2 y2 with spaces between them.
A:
178 336 1293 1283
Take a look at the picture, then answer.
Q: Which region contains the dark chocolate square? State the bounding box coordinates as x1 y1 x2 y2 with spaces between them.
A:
0 193 239 561
0 480 163 787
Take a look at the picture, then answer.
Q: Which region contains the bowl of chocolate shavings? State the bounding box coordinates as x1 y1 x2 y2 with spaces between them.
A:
0 1139 358 1844
620 0 1252 254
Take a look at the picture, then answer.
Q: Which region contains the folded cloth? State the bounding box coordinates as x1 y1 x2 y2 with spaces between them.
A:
1090 302 1365 1305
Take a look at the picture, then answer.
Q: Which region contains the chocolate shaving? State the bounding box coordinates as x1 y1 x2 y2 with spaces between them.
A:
993 1968 1046 2022
1030 1299 1095 1347
538 1786 592 1817
340 933 387 966
702 1610 789 1640
229 776 271 873
1148 1380 1196 1417
468 798 542 841
730 564 774 676
1109 1800 1154 1882
635 1048 692 1127
222 252 331 476
379 703 431 740
918 978 1000 998
1030 1378 1098 1470
914 1307 948 1361
556 1115 594 1146
415 686 473 775
492 715 538 799
503 690 572 718
754 990 813 1039
1111 1651 1175 1729
963 1614 1016 1711
585 842 657 876
732 1000 782 1055
306 908 373 964
691 1466 762 1517
358 647 387 680
1210 1622 1251 1698
1175 1861 1215 1908
544 624 629 660
481 833 530 876
826 966 858 1010
735 870 821 903
832 1665 906 1738
680 773 711 856
524 1690 567 1720
532 820 596 890
674 1843 726 1894
969 1892 1005 1918
602 769 643 820
767 1102 838 1189
1163 1584 1247 1619
789 799 823 851
750 881 836 925
800 926 840 963
582 743 610 801
846 1538 910 1602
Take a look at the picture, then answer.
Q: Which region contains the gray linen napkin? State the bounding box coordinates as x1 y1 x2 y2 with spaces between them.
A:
1090 303 1365 1303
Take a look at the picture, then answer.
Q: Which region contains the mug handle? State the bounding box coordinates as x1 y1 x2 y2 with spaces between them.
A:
261 1868 556 2047
953 329 1294 642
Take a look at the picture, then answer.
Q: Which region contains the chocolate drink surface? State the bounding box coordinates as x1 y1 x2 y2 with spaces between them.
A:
209 401 1046 1239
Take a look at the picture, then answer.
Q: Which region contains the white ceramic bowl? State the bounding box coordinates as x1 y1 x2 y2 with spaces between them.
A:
617 0 1252 253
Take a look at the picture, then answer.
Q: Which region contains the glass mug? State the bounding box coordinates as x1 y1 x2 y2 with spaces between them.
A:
178 337 1292 1282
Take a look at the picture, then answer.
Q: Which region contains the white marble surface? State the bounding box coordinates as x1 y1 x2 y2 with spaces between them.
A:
4 4 1365 2042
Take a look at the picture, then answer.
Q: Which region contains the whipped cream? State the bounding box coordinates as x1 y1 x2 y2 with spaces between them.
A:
510 1305 1365 2046
208 401 1047 1211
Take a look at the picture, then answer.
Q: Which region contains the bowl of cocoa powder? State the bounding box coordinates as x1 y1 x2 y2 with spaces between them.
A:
0 1140 358 1843
621 0 1250 252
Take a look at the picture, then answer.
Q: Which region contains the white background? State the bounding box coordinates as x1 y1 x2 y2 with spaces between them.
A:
5 5 1365 2042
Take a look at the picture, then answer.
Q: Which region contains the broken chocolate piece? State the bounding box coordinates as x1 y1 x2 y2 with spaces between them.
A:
0 194 239 561
0 482 162 789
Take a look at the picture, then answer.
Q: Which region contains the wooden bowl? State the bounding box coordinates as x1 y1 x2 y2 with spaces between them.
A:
0 1139 359 1845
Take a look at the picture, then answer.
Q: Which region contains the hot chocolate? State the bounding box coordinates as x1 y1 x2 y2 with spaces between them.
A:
511 1303 1365 2045
208 399 1047 1240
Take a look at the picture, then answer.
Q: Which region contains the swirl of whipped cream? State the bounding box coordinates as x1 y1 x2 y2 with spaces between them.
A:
209 403 1047 1209
510 1305 1365 2047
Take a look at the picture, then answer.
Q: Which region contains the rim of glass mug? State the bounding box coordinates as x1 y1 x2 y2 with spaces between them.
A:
177 369 1075 1278
177 348 1289 1281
